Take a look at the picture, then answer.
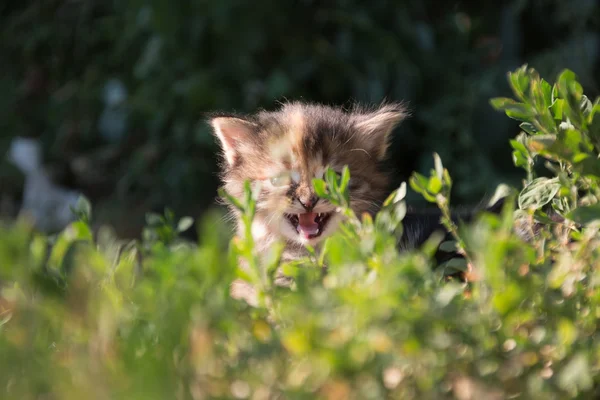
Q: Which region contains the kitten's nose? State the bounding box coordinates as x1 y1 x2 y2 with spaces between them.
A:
298 195 319 210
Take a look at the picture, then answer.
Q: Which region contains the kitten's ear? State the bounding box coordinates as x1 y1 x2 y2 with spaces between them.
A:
353 103 408 160
209 117 258 166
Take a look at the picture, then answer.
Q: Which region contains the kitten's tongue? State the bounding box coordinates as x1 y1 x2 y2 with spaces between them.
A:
297 212 319 238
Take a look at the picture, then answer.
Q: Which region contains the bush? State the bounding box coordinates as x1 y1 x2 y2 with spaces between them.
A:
1 66 600 399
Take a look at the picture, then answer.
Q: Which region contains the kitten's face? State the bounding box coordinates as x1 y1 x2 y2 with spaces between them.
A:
210 102 406 247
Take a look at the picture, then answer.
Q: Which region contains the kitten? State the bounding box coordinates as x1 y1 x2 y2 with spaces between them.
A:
209 101 406 262
208 101 501 304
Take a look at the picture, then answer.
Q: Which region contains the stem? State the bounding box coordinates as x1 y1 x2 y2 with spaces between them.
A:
527 159 534 183
436 194 475 268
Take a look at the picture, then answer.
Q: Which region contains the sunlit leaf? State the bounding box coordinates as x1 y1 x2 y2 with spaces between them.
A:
518 177 561 210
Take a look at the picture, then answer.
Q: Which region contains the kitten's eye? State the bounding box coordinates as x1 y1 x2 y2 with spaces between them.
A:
270 172 291 187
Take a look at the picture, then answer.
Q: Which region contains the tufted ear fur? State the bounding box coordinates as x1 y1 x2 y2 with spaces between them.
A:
352 102 408 160
209 117 258 166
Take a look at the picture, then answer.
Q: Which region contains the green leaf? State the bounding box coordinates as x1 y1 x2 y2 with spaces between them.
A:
557 69 584 127
427 176 443 194
557 69 578 97
492 283 522 315
243 180 254 206
489 97 517 111
566 203 600 224
443 168 453 189
557 318 578 348
588 103 600 142
383 182 407 207
512 150 528 168
325 167 339 189
61 240 93 277
70 195 93 223
527 134 557 154
508 65 530 100
561 128 593 155
551 98 565 120
338 165 351 194
439 257 468 275
433 152 444 180
218 188 244 211
145 212 164 226
280 260 309 278
505 103 536 122
177 217 194 232
435 282 463 307
519 122 538 135
438 240 458 253
395 182 407 202
312 179 328 198
575 156 600 177
409 173 436 203
394 201 407 222
487 184 516 209
409 173 427 192
518 177 561 210
552 83 559 103
540 79 553 107
165 208 175 223
510 138 530 168
580 95 592 116
530 77 547 111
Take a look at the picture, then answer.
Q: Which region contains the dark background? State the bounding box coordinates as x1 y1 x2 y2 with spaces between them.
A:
0 0 598 238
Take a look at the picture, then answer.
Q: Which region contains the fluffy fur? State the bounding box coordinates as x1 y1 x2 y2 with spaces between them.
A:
209 101 408 261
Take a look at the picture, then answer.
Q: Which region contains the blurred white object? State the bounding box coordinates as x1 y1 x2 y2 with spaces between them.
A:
20 172 81 232
8 136 82 232
103 79 127 106
99 79 128 143
8 137 41 174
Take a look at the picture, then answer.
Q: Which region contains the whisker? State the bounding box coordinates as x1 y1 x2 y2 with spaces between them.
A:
342 131 357 147
349 148 371 158
265 213 278 227
219 211 238 225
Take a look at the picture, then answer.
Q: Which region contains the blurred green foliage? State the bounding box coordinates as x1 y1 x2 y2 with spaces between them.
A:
1 66 600 399
1 0 599 233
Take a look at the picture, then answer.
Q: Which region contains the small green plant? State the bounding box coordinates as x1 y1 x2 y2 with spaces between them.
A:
1 66 600 399
141 207 196 252
490 65 600 223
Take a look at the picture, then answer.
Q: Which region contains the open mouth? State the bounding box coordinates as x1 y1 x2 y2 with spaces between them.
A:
285 212 332 239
